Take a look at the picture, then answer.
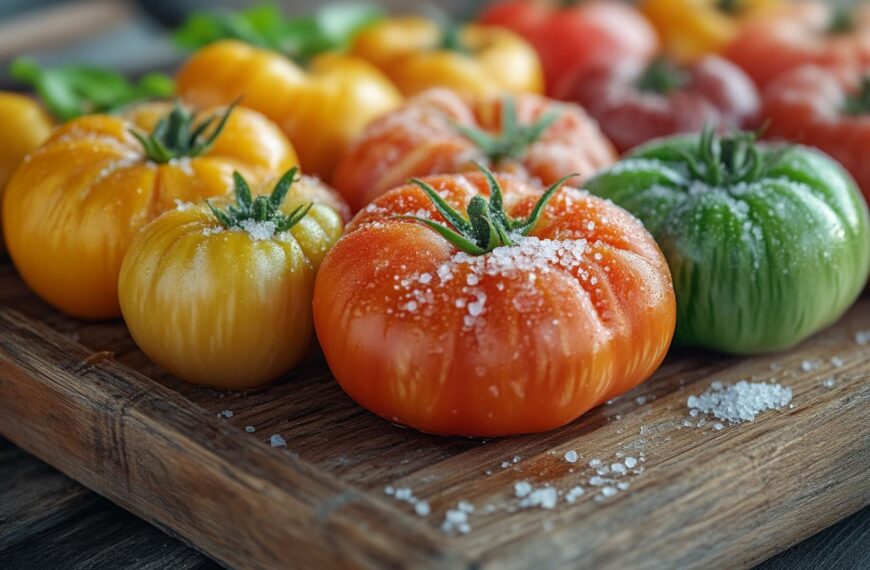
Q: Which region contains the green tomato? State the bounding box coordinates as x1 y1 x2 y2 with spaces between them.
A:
584 130 870 354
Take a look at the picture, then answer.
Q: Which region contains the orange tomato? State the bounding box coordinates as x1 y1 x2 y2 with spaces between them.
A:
0 92 53 255
313 170 675 436
334 88 617 212
3 102 296 319
349 17 543 97
175 40 402 181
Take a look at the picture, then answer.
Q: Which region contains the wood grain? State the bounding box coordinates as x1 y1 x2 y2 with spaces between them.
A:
0 263 867 569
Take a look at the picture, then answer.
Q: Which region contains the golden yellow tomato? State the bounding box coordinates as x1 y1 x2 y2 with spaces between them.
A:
119 168 345 388
0 92 53 255
175 40 402 181
3 101 297 319
350 17 544 97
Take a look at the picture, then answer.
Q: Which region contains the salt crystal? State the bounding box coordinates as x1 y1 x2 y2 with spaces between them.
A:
514 481 533 498
801 359 819 372
501 461 511 468
394 488 413 501
589 476 608 486
441 507 470 534
600 486 617 497
855 330 870 345
269 434 287 448
713 423 724 431
565 486 586 503
830 356 845 368
616 482 630 491
217 409 234 418
238 219 277 241
611 463 626 475
624 457 637 469
457 500 475 513
635 396 647 405
564 450 579 463
822 377 836 389
519 486 558 510
384 486 395 496
687 380 792 423
244 425 256 433
589 459 602 467
414 501 431 516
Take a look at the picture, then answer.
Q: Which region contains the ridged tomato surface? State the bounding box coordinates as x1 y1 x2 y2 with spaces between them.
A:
313 172 675 436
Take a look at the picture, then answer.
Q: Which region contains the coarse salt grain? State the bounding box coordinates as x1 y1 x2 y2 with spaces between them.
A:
441 505 471 534
565 486 586 503
217 409 233 418
687 380 792 423
822 377 836 388
414 501 431 516
269 434 287 447
238 219 277 241
514 481 533 498
855 330 870 345
564 450 579 463
244 425 256 433
624 457 637 469
589 459 602 467
519 486 558 510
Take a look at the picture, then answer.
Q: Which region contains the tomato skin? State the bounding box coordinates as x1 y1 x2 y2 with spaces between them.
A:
2 102 297 319
641 0 777 62
313 172 675 436
334 88 616 212
176 40 402 181
556 55 759 153
349 17 543 97
762 65 870 206
119 191 344 389
480 1 658 96
585 134 870 354
0 92 53 255
724 2 870 88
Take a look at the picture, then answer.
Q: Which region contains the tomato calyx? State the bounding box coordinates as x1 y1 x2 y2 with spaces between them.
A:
206 167 313 233
130 100 236 164
452 97 561 165
8 57 173 122
399 164 576 255
828 7 854 35
440 23 470 54
843 76 870 115
636 58 690 95
681 127 781 187
715 0 744 16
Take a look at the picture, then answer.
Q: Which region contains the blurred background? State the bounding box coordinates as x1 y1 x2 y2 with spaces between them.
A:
0 0 487 87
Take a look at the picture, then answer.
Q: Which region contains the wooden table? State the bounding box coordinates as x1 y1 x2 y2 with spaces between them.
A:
0 436 866 569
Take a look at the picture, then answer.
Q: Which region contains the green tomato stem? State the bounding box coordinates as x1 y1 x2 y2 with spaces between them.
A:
130 100 236 164
636 58 690 95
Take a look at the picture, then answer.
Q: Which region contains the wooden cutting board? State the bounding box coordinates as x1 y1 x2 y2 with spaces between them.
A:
0 261 867 569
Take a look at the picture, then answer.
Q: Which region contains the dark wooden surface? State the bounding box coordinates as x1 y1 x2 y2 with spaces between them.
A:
0 435 866 570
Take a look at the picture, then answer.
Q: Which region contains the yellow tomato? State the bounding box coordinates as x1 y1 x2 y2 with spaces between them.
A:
119 169 345 389
640 0 779 61
350 17 544 97
3 101 297 319
175 40 402 181
0 92 53 255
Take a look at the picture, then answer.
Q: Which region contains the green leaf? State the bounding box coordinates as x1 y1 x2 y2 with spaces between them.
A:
409 178 473 235
397 216 487 255
517 172 577 235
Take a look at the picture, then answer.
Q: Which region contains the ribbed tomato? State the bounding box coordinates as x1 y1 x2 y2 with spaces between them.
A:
556 55 759 153
120 168 346 389
313 168 675 436
762 65 870 205
333 88 616 212
3 102 296 319
724 1 870 88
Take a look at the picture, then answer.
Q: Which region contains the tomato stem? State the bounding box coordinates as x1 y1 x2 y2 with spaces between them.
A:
828 7 854 34
843 76 870 115
8 57 173 122
399 163 576 255
636 58 690 95
130 100 236 163
206 167 313 233
716 0 743 15
451 96 561 165
681 127 779 186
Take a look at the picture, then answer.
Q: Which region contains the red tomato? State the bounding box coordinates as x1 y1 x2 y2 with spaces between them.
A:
762 64 870 205
334 88 616 211
556 55 759 153
724 1 870 88
480 0 658 95
313 170 675 436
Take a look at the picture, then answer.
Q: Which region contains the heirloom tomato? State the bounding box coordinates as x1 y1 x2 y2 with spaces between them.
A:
334 88 616 212
479 0 658 95
313 166 675 436
556 56 759 153
3 102 296 319
349 16 543 97
762 65 870 205
724 1 870 88
585 129 870 354
641 0 778 62
119 168 346 389
0 93 52 255
175 39 401 181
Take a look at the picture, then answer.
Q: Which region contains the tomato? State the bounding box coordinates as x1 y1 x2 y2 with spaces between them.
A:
584 129 870 354
762 65 870 206
724 1 870 88
334 88 616 212
641 0 778 62
175 40 402 181
480 0 657 96
0 93 53 256
313 167 675 436
556 55 759 153
349 16 543 97
119 168 346 389
3 102 297 319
